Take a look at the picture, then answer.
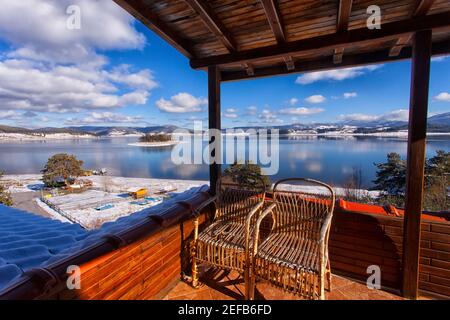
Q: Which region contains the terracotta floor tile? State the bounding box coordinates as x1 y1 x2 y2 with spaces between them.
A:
326 289 348 300
165 272 406 300
331 275 356 290
169 289 213 300
166 281 208 299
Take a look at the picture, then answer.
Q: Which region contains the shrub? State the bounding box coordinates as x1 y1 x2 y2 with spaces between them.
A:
223 162 271 192
0 171 13 206
42 153 84 187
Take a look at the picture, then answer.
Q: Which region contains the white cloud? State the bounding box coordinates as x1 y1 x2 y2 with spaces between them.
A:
279 107 325 116
343 92 358 99
65 112 146 125
223 113 238 119
0 110 21 120
0 59 156 112
338 109 409 122
305 95 326 104
434 92 450 102
246 106 257 116
296 65 381 85
0 1 156 115
0 0 145 64
258 109 279 122
431 56 449 62
289 98 298 106
156 93 207 113
223 108 239 119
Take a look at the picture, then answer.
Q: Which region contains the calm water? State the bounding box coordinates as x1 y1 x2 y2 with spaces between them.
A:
0 136 448 188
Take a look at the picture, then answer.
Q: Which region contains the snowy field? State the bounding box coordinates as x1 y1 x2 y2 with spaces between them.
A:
1 174 208 229
43 190 166 229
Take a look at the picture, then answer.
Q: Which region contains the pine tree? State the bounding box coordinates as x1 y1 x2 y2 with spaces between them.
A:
424 150 449 211
223 162 271 191
373 153 406 196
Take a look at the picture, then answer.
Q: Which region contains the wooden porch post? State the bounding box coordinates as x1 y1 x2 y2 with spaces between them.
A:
402 29 432 299
208 66 221 196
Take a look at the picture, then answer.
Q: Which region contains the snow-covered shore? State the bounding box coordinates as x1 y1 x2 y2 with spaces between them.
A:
0 133 96 141
286 131 450 138
1 174 379 198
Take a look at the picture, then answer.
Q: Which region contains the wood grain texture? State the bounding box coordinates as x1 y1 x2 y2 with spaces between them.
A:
402 30 432 300
208 66 221 196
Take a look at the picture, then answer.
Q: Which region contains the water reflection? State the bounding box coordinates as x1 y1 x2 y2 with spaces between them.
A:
0 136 448 187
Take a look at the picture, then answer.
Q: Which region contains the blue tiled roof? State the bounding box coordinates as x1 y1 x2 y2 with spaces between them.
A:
0 185 208 291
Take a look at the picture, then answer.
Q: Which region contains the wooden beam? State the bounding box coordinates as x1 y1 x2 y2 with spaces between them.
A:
414 0 436 16
337 0 353 32
184 0 236 52
208 66 221 196
389 0 435 57
113 0 195 58
241 63 254 76
402 30 432 300
260 0 285 43
333 48 345 64
191 11 450 69
284 56 295 71
220 39 450 82
334 0 353 63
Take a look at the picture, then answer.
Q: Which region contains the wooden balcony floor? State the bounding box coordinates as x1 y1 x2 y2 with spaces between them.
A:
163 269 408 300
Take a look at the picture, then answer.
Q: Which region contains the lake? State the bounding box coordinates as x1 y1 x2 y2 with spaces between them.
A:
0 136 448 188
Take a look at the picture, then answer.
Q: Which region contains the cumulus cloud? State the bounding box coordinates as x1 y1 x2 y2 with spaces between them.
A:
0 110 21 120
223 108 239 119
305 95 326 104
156 93 207 113
246 106 258 116
338 109 409 122
289 98 298 106
0 59 155 112
343 92 358 99
296 65 381 85
0 0 145 65
279 107 325 116
0 0 157 117
434 92 450 102
65 112 146 125
256 109 283 124
223 113 238 119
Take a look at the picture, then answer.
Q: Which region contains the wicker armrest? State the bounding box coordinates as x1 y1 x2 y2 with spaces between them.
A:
319 213 333 245
244 200 265 252
252 202 277 255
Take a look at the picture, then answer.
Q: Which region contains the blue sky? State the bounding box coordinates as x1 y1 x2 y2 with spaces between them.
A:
0 0 449 129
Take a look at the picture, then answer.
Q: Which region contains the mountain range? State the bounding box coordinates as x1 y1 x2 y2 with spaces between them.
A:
0 112 449 136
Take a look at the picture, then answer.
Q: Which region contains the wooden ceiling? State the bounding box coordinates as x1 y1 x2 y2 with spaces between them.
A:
115 0 450 81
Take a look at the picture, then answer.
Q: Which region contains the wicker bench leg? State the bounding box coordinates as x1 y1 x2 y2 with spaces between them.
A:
326 259 332 292
191 218 200 288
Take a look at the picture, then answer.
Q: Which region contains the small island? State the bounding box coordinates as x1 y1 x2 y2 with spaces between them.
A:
128 133 178 147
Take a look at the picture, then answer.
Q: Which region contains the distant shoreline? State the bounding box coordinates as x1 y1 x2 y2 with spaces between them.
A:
0 133 97 141
0 132 449 142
